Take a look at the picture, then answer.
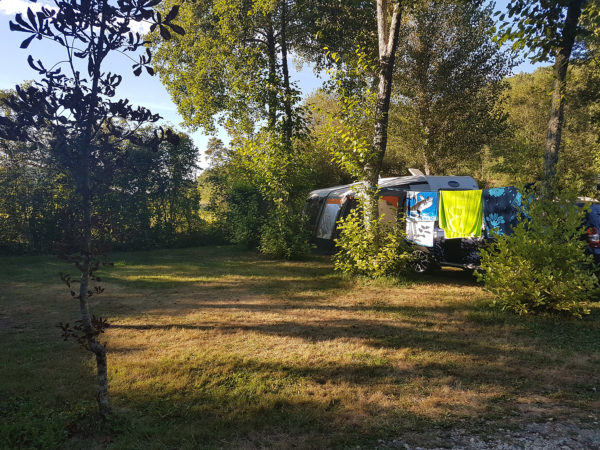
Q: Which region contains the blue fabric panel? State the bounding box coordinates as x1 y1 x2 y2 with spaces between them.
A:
482 187 521 237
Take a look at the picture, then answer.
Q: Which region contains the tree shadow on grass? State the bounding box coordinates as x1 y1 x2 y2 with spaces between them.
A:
102 332 600 450
104 353 484 449
108 310 600 397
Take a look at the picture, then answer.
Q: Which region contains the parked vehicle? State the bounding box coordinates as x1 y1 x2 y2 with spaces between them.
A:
306 172 600 272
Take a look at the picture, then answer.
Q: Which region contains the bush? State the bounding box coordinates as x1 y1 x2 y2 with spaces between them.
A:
334 205 413 278
477 186 598 318
259 204 312 259
225 182 269 249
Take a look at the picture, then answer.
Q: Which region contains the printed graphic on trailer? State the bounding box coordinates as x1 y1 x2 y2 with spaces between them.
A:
406 219 435 248
407 191 438 221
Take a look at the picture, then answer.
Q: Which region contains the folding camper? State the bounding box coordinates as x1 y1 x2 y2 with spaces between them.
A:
304 170 482 271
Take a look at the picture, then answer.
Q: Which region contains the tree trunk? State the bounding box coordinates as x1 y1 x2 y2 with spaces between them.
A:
421 145 431 176
279 0 293 151
364 0 403 230
543 0 584 189
266 26 278 130
77 154 110 417
414 30 433 176
77 0 110 416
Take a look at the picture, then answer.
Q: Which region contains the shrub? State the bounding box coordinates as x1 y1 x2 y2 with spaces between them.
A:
334 204 413 278
477 186 598 318
225 182 269 249
260 204 312 259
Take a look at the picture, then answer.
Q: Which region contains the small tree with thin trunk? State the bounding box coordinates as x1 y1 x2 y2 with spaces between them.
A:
0 0 183 416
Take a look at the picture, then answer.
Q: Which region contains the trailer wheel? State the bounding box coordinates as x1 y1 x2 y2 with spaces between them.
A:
412 249 438 274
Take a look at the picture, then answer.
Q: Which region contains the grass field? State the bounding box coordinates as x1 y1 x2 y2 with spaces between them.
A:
1 246 599 449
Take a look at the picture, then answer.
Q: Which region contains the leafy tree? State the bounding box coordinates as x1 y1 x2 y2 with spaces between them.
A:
300 1 404 240
315 50 413 277
235 129 314 258
293 0 378 71
303 90 356 187
0 0 183 415
154 0 315 258
0 121 204 253
97 128 202 247
153 0 304 141
0 152 77 253
360 0 404 227
388 0 512 176
200 138 270 249
498 0 594 187
491 65 600 190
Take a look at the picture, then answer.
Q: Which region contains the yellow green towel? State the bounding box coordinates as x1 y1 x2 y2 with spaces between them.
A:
439 190 483 239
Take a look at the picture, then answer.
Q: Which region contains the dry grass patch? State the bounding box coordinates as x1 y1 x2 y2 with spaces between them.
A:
1 246 599 449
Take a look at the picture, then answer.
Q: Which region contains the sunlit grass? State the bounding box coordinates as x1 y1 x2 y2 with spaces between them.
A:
1 246 599 448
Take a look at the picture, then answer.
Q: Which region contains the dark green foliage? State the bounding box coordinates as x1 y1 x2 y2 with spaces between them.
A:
224 181 269 249
497 0 590 63
497 1 591 185
153 1 317 259
488 64 600 189
259 203 313 259
0 125 208 253
478 185 598 318
95 130 206 249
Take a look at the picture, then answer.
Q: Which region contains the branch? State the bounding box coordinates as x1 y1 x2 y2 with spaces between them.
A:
384 2 402 58
377 0 389 57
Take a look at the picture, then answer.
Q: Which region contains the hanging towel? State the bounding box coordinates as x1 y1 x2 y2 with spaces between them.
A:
482 187 522 237
406 191 437 247
439 190 483 239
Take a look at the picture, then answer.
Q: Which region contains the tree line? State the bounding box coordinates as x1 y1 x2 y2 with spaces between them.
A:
0 106 211 254
1 1 598 256
191 0 599 253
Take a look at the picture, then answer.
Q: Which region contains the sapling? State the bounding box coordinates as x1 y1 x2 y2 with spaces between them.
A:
0 0 184 415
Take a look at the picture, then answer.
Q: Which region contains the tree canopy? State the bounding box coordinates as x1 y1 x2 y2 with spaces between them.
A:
387 0 512 176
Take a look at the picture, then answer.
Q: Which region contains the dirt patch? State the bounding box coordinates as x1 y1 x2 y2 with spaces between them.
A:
378 419 600 449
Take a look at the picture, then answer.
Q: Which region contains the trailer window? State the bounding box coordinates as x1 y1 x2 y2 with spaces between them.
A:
304 197 323 232
316 199 341 239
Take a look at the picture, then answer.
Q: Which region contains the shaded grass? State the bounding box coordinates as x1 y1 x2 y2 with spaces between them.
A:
0 246 599 449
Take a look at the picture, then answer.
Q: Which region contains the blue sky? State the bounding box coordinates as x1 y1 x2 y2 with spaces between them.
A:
0 0 541 166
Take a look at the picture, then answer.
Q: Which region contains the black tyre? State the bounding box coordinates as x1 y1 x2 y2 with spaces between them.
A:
412 249 438 274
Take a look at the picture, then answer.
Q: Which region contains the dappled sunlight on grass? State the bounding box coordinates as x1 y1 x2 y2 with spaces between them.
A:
1 245 599 448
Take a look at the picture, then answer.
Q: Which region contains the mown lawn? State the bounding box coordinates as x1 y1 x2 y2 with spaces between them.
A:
1 246 599 449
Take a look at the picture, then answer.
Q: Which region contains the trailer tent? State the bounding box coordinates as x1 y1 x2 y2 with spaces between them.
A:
305 171 481 270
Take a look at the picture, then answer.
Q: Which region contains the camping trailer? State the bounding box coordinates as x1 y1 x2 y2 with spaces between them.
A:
304 170 482 271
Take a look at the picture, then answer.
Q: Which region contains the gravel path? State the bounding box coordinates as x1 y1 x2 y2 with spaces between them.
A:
376 420 600 449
